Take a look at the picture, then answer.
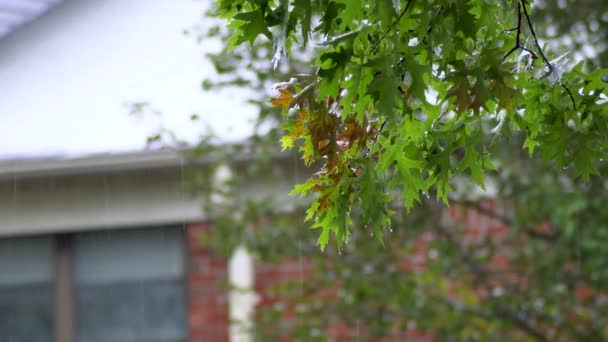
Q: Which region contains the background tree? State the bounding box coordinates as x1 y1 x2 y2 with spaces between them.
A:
179 0 608 340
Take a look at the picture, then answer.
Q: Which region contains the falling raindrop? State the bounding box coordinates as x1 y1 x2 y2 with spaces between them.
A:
12 174 17 202
102 175 109 212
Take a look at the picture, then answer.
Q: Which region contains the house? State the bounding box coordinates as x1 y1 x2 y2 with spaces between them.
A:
0 0 284 341
0 149 303 342
0 0 514 341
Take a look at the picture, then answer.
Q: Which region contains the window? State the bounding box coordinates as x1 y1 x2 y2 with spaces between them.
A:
0 225 186 342
73 227 186 342
0 237 54 342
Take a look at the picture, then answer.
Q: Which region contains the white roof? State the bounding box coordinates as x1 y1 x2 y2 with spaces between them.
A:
0 0 62 39
0 0 256 159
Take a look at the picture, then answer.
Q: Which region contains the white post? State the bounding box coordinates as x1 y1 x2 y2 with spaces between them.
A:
228 245 257 342
212 164 257 341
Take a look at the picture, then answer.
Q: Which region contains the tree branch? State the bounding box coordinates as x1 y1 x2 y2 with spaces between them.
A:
362 118 387 159
431 220 549 342
418 197 552 341
504 1 577 111
561 82 577 111
520 0 552 70
520 0 577 111
439 298 548 342
503 1 523 60
503 1 538 61
464 200 560 242
290 80 319 107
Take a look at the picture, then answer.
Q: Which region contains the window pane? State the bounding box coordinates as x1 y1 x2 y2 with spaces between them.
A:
74 227 184 284
0 237 53 285
74 226 186 342
0 237 53 342
76 281 185 342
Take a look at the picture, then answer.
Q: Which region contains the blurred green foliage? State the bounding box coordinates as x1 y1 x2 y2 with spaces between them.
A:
180 0 608 340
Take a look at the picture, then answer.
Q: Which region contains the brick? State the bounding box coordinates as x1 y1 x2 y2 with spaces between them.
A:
186 222 229 342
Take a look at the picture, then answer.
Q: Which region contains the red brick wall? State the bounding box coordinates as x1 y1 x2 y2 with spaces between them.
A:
251 201 510 341
255 259 311 308
184 202 510 341
186 222 229 342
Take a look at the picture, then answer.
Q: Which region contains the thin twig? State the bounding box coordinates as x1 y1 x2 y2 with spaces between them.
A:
507 1 577 111
561 83 577 111
503 1 523 60
318 24 369 46
362 118 387 158
503 1 538 61
436 109 450 124
368 0 414 55
520 0 552 70
290 80 319 107
495 308 549 342
394 0 414 24
463 200 560 242
439 299 548 342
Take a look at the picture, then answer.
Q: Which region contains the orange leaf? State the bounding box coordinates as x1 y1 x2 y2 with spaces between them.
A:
269 89 293 108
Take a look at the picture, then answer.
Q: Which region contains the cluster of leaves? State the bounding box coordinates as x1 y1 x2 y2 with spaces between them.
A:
185 138 608 340
215 0 608 249
175 0 608 340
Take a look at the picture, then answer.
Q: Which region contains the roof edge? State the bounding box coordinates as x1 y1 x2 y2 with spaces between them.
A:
0 148 291 180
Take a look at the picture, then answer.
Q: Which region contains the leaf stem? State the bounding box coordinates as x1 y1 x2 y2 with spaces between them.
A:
368 0 414 55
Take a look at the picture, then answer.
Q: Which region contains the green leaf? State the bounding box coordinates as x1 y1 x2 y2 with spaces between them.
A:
227 9 272 49
335 0 363 30
280 134 295 150
366 56 402 116
293 0 312 45
373 0 396 28
458 146 486 188
317 47 350 98
523 137 540 155
316 222 330 250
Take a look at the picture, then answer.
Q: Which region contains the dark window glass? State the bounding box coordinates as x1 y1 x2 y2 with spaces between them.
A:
74 227 186 342
0 237 54 342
